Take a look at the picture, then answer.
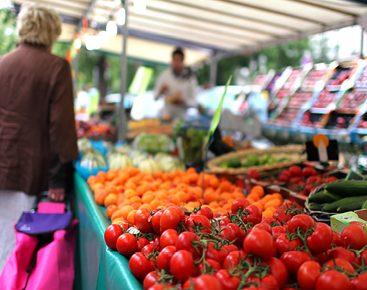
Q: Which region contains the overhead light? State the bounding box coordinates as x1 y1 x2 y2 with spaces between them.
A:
115 7 126 26
133 0 148 14
106 20 118 36
85 34 102 51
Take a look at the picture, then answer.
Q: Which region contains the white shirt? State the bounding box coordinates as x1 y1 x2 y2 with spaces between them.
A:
154 68 198 118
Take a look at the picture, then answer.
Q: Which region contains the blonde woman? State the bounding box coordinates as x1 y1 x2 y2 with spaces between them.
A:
0 4 78 269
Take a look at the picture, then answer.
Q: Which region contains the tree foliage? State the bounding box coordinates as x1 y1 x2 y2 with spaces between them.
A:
0 8 16 56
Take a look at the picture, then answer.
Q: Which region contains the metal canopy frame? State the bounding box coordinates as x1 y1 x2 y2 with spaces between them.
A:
11 0 367 141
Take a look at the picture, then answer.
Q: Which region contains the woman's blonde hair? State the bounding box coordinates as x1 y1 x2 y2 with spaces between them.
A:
17 3 61 47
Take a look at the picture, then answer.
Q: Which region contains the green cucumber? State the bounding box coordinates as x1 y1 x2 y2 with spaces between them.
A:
325 180 367 197
322 195 367 213
308 190 340 203
307 202 325 211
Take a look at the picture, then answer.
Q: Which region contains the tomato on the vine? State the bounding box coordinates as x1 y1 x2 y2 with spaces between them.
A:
260 274 279 290
184 274 222 290
287 214 315 233
141 244 156 258
175 231 201 257
104 224 123 250
253 222 272 233
198 258 221 274
129 252 154 280
143 271 160 290
280 251 311 274
271 226 287 240
197 206 213 219
242 205 262 225
186 214 212 234
351 272 367 290
159 229 178 248
215 269 240 290
169 250 195 281
306 222 333 254
315 270 351 290
116 233 138 256
327 247 358 265
275 233 302 255
220 223 238 241
341 223 367 250
160 206 183 232
137 237 149 251
134 208 152 232
297 260 321 290
150 210 162 234
324 258 355 273
156 245 176 270
231 199 250 213
223 250 246 270
267 257 288 288
244 228 275 260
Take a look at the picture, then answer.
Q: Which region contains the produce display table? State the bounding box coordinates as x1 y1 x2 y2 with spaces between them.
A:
73 173 141 290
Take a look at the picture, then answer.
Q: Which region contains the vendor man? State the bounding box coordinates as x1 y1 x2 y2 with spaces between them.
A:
154 47 198 119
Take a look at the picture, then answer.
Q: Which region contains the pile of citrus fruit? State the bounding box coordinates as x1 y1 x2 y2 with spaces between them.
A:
88 167 285 224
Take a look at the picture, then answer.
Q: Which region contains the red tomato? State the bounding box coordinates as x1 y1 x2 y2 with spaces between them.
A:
223 250 246 270
215 269 240 290
331 231 345 247
327 247 358 265
116 233 138 256
197 207 213 219
272 226 287 240
143 271 160 290
219 216 231 227
137 237 149 251
147 284 174 290
268 257 288 288
141 244 156 258
253 223 272 233
359 249 367 265
306 222 333 254
297 261 321 290
315 270 351 290
169 250 195 281
134 208 152 232
160 206 183 231
325 258 355 273
351 272 367 290
244 228 275 260
289 166 302 177
302 166 317 177
156 245 176 270
341 223 367 250
104 224 123 250
191 274 222 290
260 275 279 290
280 251 312 274
160 229 178 248
206 242 227 264
150 210 162 234
231 199 250 213
129 252 154 280
186 214 212 234
275 234 302 255
287 214 315 233
243 205 262 225
198 258 221 274
176 231 200 257
220 223 238 241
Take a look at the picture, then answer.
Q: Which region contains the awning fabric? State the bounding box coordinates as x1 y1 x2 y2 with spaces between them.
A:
12 0 367 64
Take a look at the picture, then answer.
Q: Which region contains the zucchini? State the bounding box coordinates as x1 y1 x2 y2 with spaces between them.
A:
307 202 324 211
322 195 367 213
325 180 367 197
308 190 340 203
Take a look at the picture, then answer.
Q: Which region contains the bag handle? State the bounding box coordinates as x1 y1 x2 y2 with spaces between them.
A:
33 191 69 212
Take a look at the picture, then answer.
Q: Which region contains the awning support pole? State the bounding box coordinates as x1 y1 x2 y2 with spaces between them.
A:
361 26 364 59
118 0 129 141
209 54 217 86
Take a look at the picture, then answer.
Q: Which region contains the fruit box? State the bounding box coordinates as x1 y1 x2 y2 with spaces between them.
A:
330 209 367 234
